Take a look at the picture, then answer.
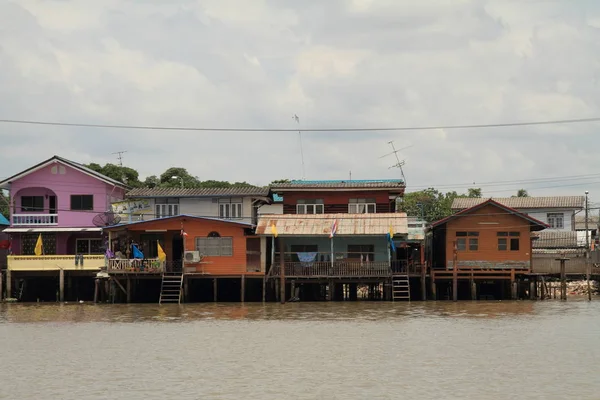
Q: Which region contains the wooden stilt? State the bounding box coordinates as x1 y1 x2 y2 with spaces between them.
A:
279 239 285 304
94 279 99 303
126 277 132 303
431 271 437 301
421 263 427 301
213 278 218 302
275 279 280 302
59 269 65 302
350 283 357 301
471 275 476 300
510 269 516 300
5 270 11 299
183 277 189 303
529 279 535 300
262 277 266 303
560 263 567 301
290 280 295 302
540 276 546 300
452 244 458 302
104 281 109 303
0 271 3 301
241 275 246 303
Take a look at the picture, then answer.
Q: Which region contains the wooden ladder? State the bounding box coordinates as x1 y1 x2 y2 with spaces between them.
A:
159 273 184 304
392 275 410 301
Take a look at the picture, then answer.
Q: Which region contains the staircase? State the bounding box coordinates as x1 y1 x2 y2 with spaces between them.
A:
159 273 184 304
392 275 410 301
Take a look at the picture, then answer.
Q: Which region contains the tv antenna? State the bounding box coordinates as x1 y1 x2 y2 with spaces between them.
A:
112 150 127 167
293 114 305 180
380 141 410 184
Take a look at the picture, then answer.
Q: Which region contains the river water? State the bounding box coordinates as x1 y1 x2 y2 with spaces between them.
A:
0 300 599 400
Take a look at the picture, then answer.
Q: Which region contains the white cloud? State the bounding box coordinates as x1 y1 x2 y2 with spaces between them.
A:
1 0 600 197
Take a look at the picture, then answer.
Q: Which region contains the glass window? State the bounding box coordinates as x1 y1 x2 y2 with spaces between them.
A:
498 238 507 251
21 196 44 212
76 239 103 255
21 233 56 255
456 238 467 251
71 195 94 211
469 238 479 251
510 238 520 251
547 213 564 229
195 237 233 256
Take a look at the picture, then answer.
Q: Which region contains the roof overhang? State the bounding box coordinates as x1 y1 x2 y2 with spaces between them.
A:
3 227 102 233
102 214 255 231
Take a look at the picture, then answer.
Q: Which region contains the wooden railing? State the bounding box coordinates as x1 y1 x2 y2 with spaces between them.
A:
12 213 58 226
107 258 168 273
269 261 392 278
391 260 424 275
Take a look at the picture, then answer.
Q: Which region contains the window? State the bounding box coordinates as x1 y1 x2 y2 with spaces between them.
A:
498 238 508 251
347 244 375 260
76 239 103 255
469 238 479 251
21 233 56 255
71 195 94 211
348 198 377 213
195 236 233 256
497 232 520 251
297 199 324 214
219 202 243 219
21 196 44 212
456 232 478 251
547 213 564 229
155 198 179 218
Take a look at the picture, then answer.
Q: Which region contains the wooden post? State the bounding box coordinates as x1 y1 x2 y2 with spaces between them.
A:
557 256 568 301
421 261 427 301
510 269 516 300
59 269 65 302
126 277 132 303
290 280 295 302
540 276 545 300
470 274 476 300
5 270 11 299
183 277 189 303
241 275 245 303
94 279 99 303
279 238 285 304
0 271 3 301
213 278 218 302
275 279 280 302
262 277 266 302
529 278 535 300
452 242 458 302
431 271 437 300
104 280 109 303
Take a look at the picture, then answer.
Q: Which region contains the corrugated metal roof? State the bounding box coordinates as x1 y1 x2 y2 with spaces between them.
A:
0 214 9 226
103 214 255 230
127 187 270 198
451 196 585 210
256 213 408 236
533 231 581 249
271 179 405 190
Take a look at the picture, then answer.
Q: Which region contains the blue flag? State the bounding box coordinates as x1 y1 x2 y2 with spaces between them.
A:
387 233 396 253
132 244 144 259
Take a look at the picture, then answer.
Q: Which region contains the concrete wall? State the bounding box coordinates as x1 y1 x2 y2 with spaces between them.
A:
524 209 576 231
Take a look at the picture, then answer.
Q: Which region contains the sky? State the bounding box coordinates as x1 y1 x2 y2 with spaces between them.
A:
1 0 600 199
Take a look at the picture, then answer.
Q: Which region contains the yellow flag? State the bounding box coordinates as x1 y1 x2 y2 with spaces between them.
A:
271 222 278 238
389 223 394 239
157 241 166 262
34 234 43 256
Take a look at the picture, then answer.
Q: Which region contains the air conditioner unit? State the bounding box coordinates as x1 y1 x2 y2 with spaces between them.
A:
184 251 201 263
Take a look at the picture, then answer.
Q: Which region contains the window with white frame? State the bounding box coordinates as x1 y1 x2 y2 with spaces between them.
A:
297 199 324 214
547 213 564 229
219 198 243 219
155 198 179 218
76 238 103 254
348 198 377 213
195 236 233 256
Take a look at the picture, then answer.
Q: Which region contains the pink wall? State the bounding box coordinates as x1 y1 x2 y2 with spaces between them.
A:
10 160 126 228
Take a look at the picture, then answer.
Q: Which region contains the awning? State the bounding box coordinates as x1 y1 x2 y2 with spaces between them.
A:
3 227 102 233
256 213 409 236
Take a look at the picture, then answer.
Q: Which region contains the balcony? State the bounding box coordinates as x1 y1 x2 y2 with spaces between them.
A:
8 255 105 271
12 213 58 226
268 261 392 279
107 259 179 274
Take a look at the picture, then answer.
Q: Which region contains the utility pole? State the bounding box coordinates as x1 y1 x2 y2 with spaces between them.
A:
585 191 591 301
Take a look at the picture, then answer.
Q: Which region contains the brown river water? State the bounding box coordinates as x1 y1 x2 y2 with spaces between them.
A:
0 300 599 400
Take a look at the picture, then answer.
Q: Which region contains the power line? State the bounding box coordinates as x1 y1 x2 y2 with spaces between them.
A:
408 173 600 190
1 116 600 132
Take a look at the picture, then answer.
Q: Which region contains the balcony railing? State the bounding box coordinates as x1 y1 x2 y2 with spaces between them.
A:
12 213 58 226
268 261 392 278
107 259 183 273
8 255 105 271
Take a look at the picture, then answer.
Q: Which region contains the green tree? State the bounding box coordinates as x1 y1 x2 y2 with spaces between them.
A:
159 167 200 188
270 179 291 185
399 187 483 223
0 191 9 219
85 163 142 187
467 188 482 198
515 189 529 197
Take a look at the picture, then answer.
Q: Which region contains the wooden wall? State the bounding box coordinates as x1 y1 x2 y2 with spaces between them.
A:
281 191 393 214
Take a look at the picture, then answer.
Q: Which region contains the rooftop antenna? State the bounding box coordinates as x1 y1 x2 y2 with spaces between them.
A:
112 150 127 167
380 141 410 185
293 114 305 180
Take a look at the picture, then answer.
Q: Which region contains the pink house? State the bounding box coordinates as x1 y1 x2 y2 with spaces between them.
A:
1 156 128 301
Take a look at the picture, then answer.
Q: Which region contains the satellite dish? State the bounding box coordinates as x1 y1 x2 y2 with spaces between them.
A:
93 212 122 227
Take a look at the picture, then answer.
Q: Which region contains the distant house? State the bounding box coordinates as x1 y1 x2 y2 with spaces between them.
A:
451 196 585 231
0 155 128 301
117 187 272 225
429 199 547 300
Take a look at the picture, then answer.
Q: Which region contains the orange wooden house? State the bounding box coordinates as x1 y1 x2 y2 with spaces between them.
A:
104 214 261 276
428 199 548 300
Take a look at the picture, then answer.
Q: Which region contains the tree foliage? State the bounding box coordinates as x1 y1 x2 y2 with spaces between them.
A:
399 187 483 223
85 163 142 187
0 191 9 219
515 189 529 197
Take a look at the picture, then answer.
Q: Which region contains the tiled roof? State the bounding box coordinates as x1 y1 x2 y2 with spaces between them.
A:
256 213 408 236
452 196 585 210
271 179 405 190
532 231 581 249
126 187 270 198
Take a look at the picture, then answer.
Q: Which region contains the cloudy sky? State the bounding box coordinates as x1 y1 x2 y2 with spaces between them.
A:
1 0 600 198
